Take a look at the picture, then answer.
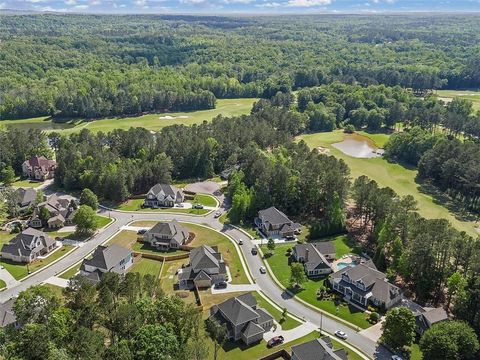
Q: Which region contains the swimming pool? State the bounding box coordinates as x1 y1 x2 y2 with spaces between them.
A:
336 262 357 270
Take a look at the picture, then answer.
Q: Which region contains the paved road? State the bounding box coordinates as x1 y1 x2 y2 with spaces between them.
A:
0 193 392 359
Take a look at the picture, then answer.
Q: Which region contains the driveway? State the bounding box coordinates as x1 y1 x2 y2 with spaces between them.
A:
0 268 19 288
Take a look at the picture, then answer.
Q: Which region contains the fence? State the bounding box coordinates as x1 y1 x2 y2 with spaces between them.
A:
134 251 190 262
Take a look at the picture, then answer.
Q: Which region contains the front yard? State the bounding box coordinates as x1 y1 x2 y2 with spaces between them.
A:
0 244 75 280
252 292 301 331
263 243 371 329
111 196 213 215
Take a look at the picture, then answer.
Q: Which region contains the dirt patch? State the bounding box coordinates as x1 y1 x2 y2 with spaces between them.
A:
159 115 189 120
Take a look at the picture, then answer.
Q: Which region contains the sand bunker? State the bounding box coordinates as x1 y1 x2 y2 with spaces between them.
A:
159 115 189 120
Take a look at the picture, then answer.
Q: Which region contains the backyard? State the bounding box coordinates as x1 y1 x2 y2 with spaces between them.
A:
298 130 478 236
252 291 301 331
0 244 75 280
262 242 371 329
128 257 163 277
0 98 257 134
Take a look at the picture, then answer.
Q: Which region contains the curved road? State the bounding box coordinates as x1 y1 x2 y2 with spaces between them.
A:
0 195 391 359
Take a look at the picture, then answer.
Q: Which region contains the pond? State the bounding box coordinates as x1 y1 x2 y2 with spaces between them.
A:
332 133 384 158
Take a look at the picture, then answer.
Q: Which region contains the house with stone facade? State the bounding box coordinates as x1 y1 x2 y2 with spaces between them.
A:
22 156 56 181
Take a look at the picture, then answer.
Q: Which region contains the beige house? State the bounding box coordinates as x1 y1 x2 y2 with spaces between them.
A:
22 156 56 181
1 228 56 263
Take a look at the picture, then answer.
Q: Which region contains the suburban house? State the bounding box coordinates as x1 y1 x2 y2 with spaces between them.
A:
330 262 402 310
292 242 335 277
399 299 449 336
255 206 301 239
22 156 56 181
79 245 133 283
143 220 190 251
209 293 274 345
291 336 347 360
220 165 240 180
0 300 17 328
16 187 37 211
1 228 56 263
178 245 227 289
29 194 76 229
144 184 184 208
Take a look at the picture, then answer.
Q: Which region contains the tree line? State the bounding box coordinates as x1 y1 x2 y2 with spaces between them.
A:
0 273 209 360
2 14 480 120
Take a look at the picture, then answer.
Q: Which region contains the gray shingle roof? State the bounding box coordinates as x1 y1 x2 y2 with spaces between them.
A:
423 307 448 324
242 321 264 338
214 293 259 326
81 245 131 272
291 337 347 360
1 228 55 258
258 206 292 227
147 220 189 245
148 183 181 198
16 188 37 208
0 299 16 328
294 243 333 272
190 245 220 271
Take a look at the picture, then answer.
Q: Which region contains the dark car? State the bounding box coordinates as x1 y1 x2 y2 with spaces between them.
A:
137 229 148 235
267 336 284 348
193 204 204 209
214 281 227 289
251 247 258 255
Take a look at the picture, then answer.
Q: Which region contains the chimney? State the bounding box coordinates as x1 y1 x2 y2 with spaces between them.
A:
305 248 309 263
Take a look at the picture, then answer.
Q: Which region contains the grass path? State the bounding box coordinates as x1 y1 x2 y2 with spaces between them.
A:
0 98 257 134
298 130 478 236
435 89 480 110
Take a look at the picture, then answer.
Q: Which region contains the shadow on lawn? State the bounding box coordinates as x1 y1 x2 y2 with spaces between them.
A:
417 179 479 223
222 339 263 353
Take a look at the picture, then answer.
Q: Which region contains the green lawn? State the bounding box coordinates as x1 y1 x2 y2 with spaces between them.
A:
0 98 257 134
0 244 74 280
296 230 357 258
357 130 391 148
436 89 480 111
410 343 423 360
217 212 258 238
0 279 6 290
252 292 301 330
112 198 209 215
58 262 81 279
263 243 370 329
0 231 15 246
129 257 162 277
43 230 74 240
11 177 44 188
298 130 478 236
187 193 218 207
95 215 113 228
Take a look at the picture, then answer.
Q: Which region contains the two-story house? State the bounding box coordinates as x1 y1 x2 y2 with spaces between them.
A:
79 245 133 283
144 184 184 208
209 293 274 346
143 220 190 251
292 242 335 277
1 228 56 263
16 187 37 212
291 336 347 360
330 263 402 310
22 156 56 181
178 245 227 289
29 194 76 229
255 206 301 239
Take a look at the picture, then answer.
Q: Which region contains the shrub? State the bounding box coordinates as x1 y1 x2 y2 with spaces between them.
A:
344 124 355 133
370 312 380 323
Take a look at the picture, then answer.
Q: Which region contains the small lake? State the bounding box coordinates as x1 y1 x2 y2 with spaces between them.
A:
332 133 384 158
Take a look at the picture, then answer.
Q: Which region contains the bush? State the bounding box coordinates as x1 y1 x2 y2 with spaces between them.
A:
344 124 355 133
370 312 380 323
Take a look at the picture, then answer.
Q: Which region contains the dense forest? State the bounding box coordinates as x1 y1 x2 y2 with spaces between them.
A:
1 14 480 119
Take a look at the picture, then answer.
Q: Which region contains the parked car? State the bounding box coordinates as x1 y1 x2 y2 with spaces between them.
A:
259 266 266 274
137 229 148 235
214 211 222 218
176 203 185 208
334 330 348 340
238 240 243 245
267 336 284 348
251 247 258 255
214 281 227 289
193 204 204 209
391 356 403 360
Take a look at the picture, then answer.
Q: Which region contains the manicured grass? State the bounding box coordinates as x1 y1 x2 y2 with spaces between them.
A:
252 292 301 330
296 230 357 258
0 279 6 290
128 257 162 277
95 215 113 228
42 283 65 301
330 338 364 360
112 198 209 215
0 98 257 134
297 130 478 236
215 331 324 360
11 178 44 188
436 89 480 110
410 343 423 360
357 130 391 148
187 193 218 207
160 258 190 297
187 223 248 284
0 245 74 280
107 230 188 257
263 243 370 329
58 262 81 279
217 212 258 238
0 231 15 246
43 230 74 240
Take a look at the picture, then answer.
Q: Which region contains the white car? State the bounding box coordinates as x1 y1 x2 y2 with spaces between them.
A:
391 356 403 360
259 266 267 274
334 330 347 340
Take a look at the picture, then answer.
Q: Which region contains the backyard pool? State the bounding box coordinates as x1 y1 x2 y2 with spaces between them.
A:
336 262 353 270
